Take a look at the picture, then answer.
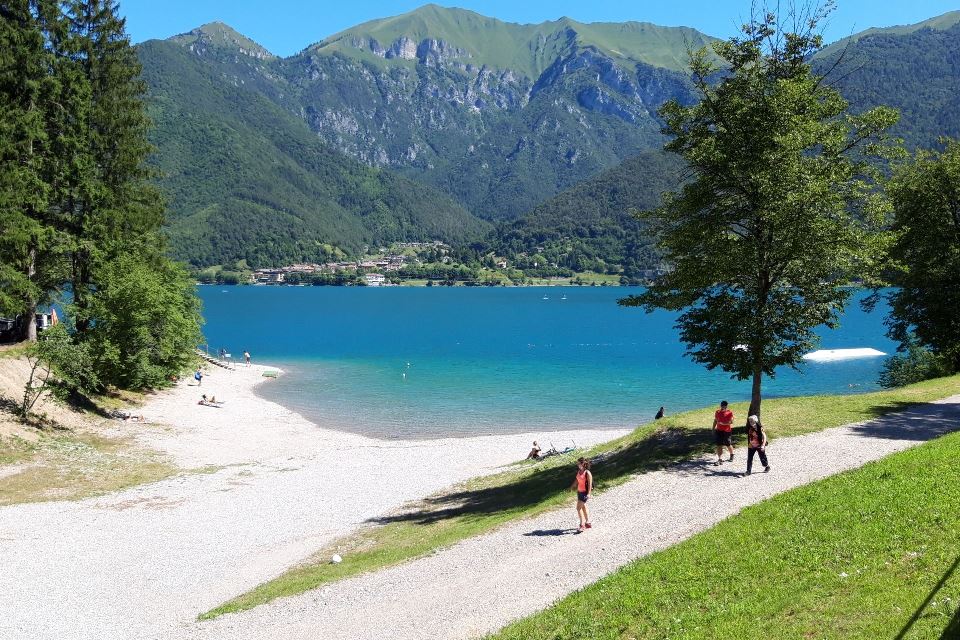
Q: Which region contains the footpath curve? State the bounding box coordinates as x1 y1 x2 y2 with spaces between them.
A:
175 395 960 640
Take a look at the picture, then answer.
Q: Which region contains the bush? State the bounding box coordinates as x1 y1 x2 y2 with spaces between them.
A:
85 256 203 389
878 339 950 388
20 325 98 419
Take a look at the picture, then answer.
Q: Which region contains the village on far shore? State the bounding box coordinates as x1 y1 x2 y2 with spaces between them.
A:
195 241 670 288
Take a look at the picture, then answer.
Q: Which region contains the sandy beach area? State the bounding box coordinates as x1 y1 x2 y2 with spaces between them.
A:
0 362 627 640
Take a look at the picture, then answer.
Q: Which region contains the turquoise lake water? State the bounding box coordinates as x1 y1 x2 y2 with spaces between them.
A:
198 286 896 439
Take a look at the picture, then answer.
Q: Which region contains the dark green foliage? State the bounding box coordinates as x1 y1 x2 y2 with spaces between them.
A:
879 338 950 388
20 324 98 418
0 1 66 339
61 0 165 333
84 255 201 389
487 151 684 277
137 40 488 268
620 6 899 417
815 21 960 150
1 1 204 393
881 140 960 374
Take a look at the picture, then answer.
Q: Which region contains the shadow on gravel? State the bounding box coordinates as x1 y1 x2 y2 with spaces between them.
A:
850 402 960 442
524 528 578 537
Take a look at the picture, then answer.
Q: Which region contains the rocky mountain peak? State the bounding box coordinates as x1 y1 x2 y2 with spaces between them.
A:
169 21 276 60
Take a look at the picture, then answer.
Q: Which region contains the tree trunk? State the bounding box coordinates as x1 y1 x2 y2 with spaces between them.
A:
748 365 762 420
73 251 90 334
18 246 38 343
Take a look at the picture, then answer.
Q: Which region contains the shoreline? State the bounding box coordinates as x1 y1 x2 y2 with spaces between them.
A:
0 362 630 640
251 365 643 443
140 362 630 469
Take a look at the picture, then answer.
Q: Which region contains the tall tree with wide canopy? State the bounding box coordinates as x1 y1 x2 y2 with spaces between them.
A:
620 3 900 418
881 139 960 374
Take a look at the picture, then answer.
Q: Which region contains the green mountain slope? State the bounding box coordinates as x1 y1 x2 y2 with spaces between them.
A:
815 14 960 148
818 10 960 57
138 38 487 268
487 150 684 277
314 4 714 76
136 6 960 271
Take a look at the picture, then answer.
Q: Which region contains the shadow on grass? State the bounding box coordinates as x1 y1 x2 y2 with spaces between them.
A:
942 606 960 640
893 555 960 640
369 396 960 529
370 425 713 526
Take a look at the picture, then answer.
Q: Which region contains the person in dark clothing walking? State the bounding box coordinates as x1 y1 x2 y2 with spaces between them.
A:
745 415 771 475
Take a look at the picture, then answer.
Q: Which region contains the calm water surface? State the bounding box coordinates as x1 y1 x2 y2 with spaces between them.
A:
198 286 896 439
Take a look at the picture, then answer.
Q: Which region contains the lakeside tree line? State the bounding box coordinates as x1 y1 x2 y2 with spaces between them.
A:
0 0 200 397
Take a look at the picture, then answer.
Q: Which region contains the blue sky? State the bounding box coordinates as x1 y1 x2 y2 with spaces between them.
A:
120 0 960 57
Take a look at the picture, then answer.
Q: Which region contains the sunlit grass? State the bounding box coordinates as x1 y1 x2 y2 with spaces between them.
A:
201 374 960 620
492 430 960 640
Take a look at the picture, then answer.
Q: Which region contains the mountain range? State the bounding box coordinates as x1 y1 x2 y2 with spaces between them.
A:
138 5 960 270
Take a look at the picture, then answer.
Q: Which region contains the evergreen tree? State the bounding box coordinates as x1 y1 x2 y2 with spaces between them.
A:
620 3 900 417
62 0 162 333
0 0 63 341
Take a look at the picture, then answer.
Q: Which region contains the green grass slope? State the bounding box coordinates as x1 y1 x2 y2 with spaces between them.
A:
312 4 714 76
138 39 488 267
493 429 960 640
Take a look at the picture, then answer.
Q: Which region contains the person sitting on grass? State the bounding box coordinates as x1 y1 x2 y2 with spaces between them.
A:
526 441 541 459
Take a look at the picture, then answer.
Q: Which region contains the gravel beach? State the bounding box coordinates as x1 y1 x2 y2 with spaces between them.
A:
176 393 960 640
0 364 625 640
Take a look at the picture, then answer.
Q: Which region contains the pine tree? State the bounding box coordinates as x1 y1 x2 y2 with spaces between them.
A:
62 0 163 334
0 0 64 341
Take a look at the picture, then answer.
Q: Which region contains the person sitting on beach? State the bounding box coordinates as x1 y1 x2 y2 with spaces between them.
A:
198 394 222 407
112 409 144 422
655 406 665 420
527 441 542 459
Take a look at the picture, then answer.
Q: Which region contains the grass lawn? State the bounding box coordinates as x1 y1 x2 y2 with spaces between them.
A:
201 374 960 620
0 433 176 505
491 430 960 640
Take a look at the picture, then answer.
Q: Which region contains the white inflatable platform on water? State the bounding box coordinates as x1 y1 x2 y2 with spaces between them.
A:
802 348 887 362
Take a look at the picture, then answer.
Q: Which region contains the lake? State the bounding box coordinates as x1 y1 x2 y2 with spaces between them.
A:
198 286 896 439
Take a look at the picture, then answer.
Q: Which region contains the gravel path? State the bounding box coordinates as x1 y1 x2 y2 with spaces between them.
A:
0 366 623 640
173 394 960 640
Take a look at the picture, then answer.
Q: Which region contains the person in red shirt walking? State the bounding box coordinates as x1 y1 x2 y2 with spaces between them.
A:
712 400 735 466
571 457 593 532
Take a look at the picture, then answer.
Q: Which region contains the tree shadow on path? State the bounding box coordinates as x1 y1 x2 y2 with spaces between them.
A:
850 400 960 442
368 399 960 528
